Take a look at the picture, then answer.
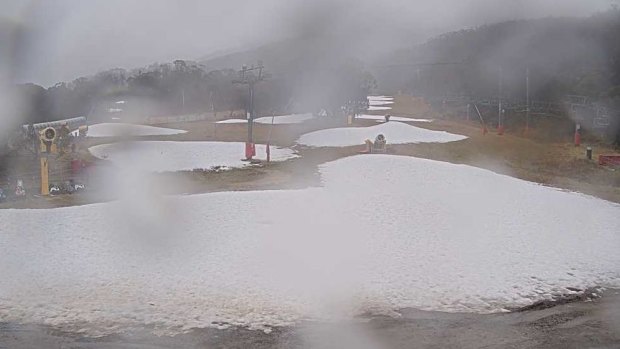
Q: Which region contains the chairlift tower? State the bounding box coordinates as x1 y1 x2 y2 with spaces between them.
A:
234 61 267 160
525 67 530 134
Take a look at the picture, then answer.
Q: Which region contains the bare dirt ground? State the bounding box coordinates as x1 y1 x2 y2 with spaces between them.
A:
3 95 618 208
1 95 619 348
2 289 619 348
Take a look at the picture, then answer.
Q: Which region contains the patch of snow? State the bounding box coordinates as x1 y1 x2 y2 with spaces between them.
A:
108 108 123 113
356 114 432 123
87 123 187 138
89 141 298 172
368 96 393 101
255 113 314 125
368 106 392 111
297 121 465 147
367 97 394 110
216 114 315 125
369 100 394 106
116 101 126 104
216 118 248 124
1 155 619 334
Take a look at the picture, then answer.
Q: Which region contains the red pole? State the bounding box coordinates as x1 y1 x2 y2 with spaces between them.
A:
574 130 581 146
245 142 253 159
574 123 581 146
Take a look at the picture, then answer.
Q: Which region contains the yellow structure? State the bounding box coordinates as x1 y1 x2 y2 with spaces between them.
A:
38 127 56 196
40 157 49 196
39 142 57 154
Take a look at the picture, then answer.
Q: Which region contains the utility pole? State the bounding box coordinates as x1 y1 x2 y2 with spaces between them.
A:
497 67 504 135
474 104 488 134
181 89 185 113
525 67 530 134
233 61 266 160
209 91 215 116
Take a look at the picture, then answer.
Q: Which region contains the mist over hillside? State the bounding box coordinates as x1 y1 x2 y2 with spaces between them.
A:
3 2 620 144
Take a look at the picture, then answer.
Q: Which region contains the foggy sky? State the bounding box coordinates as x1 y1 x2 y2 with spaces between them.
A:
2 0 616 86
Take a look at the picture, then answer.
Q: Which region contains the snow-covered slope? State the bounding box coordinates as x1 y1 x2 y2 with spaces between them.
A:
87 123 187 137
89 141 298 172
1 155 618 334
297 121 466 147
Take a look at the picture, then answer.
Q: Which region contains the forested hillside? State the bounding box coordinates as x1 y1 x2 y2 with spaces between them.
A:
378 9 620 104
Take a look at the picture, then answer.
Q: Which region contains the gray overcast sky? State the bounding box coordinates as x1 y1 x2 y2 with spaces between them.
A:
1 0 615 86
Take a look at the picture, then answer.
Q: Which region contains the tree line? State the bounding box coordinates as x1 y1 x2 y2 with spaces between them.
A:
12 55 376 128
12 60 248 125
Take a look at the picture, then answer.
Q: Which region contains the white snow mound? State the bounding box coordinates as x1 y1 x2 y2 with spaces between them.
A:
87 123 187 138
357 114 432 123
369 101 393 106
368 95 393 101
256 113 314 124
1 155 618 334
368 96 394 107
89 141 298 172
368 106 392 111
216 114 314 125
215 118 247 124
297 121 466 147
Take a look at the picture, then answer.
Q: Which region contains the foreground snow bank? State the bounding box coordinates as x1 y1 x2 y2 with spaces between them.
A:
1 155 619 334
89 141 298 172
297 121 466 147
216 114 314 125
87 123 187 137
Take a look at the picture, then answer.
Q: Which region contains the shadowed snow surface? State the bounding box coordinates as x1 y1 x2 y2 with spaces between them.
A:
89 141 298 172
0 155 618 335
297 121 466 147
